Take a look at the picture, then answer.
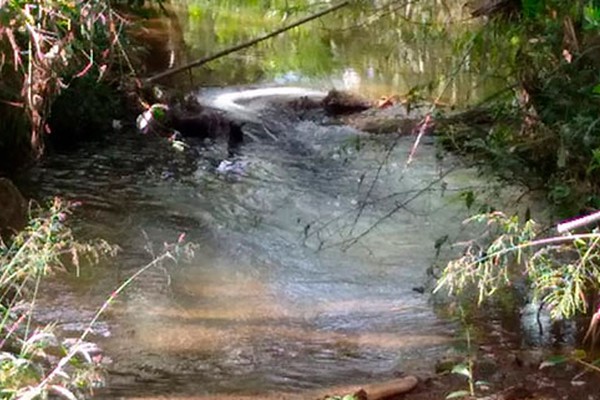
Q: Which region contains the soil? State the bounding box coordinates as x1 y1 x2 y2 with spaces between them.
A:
119 346 600 400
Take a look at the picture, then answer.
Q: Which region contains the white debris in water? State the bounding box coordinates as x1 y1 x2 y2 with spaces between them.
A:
217 160 247 175
210 86 327 122
112 119 122 131
136 109 153 134
171 140 188 152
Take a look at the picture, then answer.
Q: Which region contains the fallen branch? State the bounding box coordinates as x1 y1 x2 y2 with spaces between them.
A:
361 376 419 399
323 376 419 400
145 1 350 83
557 210 600 233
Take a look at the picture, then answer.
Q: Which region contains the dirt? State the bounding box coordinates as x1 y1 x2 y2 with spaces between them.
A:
118 355 600 400
405 347 600 400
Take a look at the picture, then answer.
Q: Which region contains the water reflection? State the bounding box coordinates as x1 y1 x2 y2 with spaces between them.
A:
157 0 502 103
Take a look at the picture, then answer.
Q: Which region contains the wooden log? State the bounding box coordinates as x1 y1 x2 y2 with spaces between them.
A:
360 376 419 400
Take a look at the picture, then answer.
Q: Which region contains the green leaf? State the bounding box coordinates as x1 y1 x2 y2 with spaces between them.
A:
539 355 568 369
451 364 472 379
571 349 587 360
584 5 600 30
446 390 471 399
522 0 543 19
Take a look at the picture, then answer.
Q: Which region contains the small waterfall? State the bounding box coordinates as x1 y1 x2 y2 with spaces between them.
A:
205 86 327 122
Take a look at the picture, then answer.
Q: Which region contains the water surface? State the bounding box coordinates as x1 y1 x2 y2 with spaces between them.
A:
26 2 520 397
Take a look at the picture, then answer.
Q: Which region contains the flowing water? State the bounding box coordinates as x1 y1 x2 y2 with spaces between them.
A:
22 2 530 398
26 87 517 398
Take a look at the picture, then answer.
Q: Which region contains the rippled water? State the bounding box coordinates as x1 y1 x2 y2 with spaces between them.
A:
21 85 515 398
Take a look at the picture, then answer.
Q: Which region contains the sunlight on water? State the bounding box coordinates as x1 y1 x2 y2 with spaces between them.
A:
27 2 524 397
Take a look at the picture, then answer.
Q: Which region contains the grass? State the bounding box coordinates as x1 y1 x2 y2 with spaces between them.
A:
0 198 194 399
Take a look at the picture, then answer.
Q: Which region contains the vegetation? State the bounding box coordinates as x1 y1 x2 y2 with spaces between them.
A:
0 198 116 399
0 0 159 171
0 197 195 398
392 0 600 392
436 212 600 320
437 0 600 215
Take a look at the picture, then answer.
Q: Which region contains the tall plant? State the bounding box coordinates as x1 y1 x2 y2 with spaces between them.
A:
435 212 600 336
0 0 131 158
0 198 117 399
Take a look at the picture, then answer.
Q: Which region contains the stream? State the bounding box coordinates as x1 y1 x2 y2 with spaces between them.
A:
21 1 532 398
25 85 513 398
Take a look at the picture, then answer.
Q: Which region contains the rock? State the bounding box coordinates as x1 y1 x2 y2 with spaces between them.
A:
321 89 372 115
136 102 245 149
0 178 27 240
170 109 243 142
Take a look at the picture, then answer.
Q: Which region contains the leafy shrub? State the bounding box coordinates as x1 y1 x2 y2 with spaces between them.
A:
0 198 117 399
436 212 600 322
0 0 132 162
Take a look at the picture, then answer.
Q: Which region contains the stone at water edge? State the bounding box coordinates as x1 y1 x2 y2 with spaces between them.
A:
321 89 373 115
0 178 27 240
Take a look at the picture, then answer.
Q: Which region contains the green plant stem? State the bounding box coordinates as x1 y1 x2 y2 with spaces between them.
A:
573 357 600 374
22 249 177 398
436 232 600 294
460 306 475 397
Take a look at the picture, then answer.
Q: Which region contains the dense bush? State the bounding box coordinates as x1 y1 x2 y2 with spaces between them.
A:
436 1 600 215
0 0 138 167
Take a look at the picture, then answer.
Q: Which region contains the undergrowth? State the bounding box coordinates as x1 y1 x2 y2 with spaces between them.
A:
437 1 600 216
0 198 194 399
435 211 600 339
